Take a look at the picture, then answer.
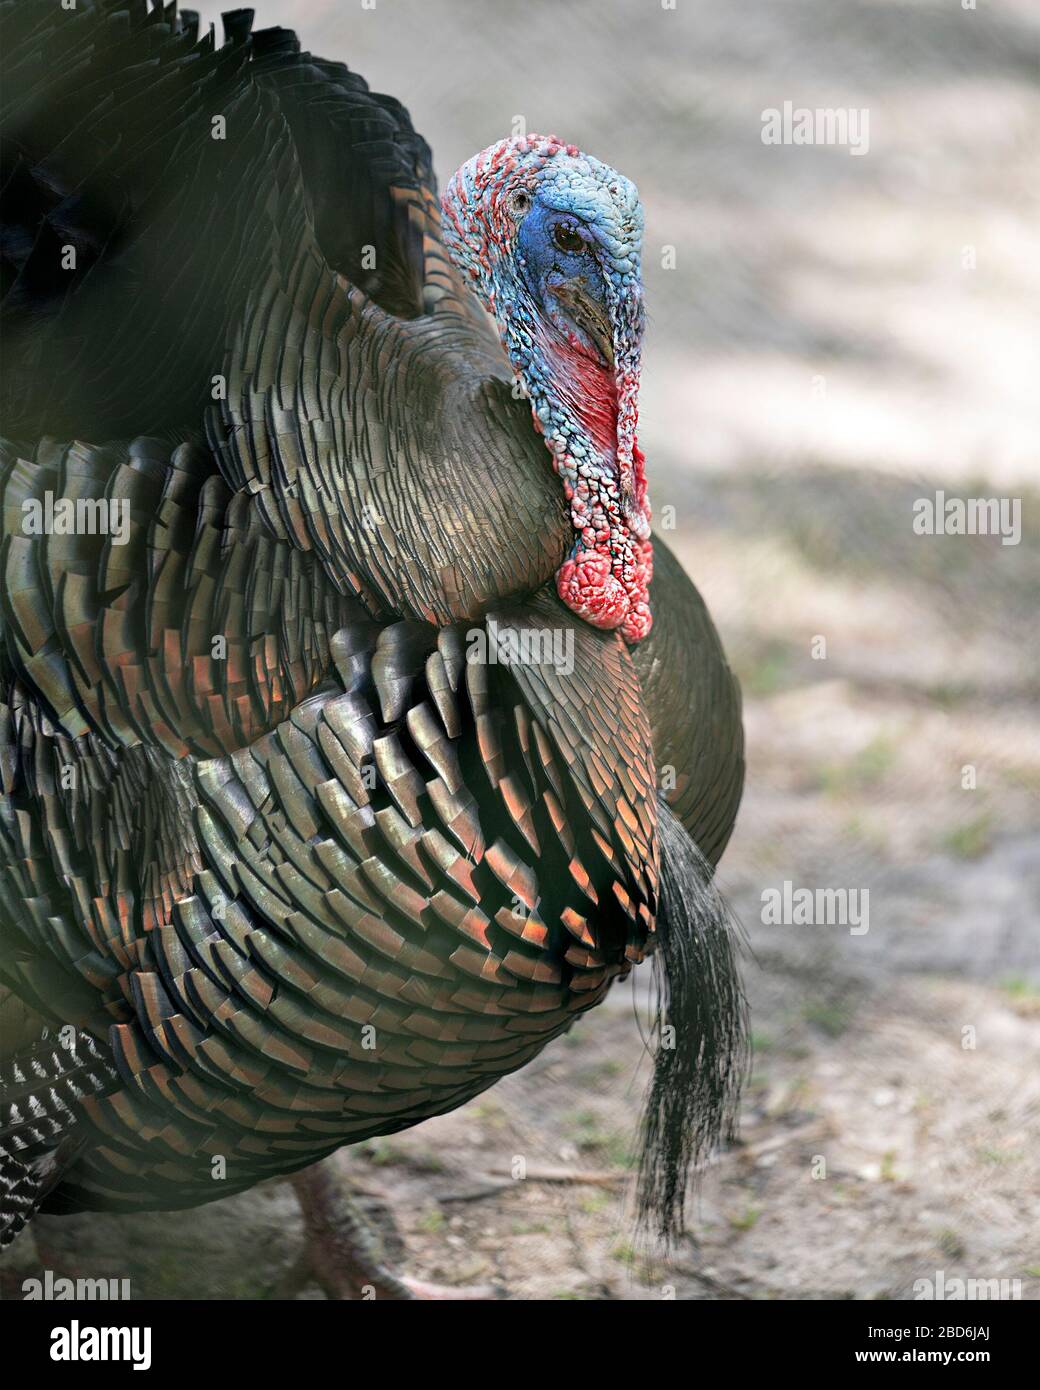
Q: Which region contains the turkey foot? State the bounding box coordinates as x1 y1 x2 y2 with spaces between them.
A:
274 1159 498 1301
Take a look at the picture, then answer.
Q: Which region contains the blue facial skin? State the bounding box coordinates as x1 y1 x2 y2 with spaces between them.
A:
515 203 612 365
440 137 652 637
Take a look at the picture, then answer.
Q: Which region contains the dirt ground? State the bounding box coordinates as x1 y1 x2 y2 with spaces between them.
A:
2 0 1037 1300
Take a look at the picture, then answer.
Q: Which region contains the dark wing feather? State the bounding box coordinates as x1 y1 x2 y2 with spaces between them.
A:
0 0 499 443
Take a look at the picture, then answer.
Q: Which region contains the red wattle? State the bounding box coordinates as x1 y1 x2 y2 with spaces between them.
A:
556 536 653 643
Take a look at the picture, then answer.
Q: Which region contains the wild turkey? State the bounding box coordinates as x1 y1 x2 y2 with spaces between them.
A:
0 1 745 1296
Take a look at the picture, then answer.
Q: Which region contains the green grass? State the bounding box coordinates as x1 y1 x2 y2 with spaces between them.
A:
729 1204 761 1232
568 1112 634 1168
358 1139 444 1172
415 1207 445 1235
1000 975 1040 1001
976 1147 1020 1166
468 1099 506 1125
581 1058 624 1080
1005 765 1040 792
926 682 973 709
737 639 796 697
358 1138 400 1166
816 734 896 797
579 1191 612 1215
803 1001 852 1038
940 812 994 860
937 1228 966 1260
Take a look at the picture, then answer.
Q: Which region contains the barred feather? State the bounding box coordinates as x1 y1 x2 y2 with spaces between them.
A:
0 1025 116 1246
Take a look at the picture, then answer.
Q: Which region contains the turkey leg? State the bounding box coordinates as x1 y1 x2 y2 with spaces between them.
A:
276 1158 497 1301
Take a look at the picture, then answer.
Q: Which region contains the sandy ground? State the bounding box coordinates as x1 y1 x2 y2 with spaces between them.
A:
2 0 1038 1299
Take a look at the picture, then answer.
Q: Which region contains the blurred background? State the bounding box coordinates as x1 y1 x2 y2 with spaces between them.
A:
4 0 1038 1299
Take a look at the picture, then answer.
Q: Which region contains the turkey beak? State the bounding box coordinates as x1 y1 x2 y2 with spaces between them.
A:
579 294 614 369
555 281 614 368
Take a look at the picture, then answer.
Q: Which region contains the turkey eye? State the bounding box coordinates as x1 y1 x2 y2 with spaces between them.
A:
553 223 585 254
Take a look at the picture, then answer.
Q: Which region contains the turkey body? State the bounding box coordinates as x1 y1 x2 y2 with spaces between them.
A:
0 2 743 1233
